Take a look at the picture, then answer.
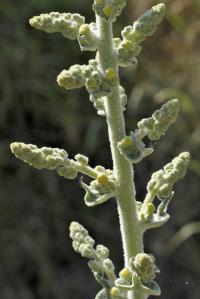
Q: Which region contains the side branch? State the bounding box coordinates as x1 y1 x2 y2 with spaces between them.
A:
10 142 98 180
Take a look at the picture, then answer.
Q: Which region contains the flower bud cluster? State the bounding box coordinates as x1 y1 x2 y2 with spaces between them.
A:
122 4 166 44
85 62 118 98
57 60 119 114
118 100 180 164
93 0 126 22
69 222 116 290
132 253 158 281
113 38 139 67
57 64 86 90
81 167 116 206
29 12 85 40
89 244 113 275
139 150 190 229
116 4 166 66
138 99 180 140
78 23 98 51
147 152 190 199
117 131 153 164
90 95 106 116
10 142 67 170
69 222 96 258
90 85 127 117
115 253 160 296
89 247 116 291
10 142 78 179
56 161 78 180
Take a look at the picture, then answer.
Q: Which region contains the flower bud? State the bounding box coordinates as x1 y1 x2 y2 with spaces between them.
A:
119 86 127 110
103 5 113 18
78 23 98 51
96 244 109 259
56 165 78 180
88 260 102 273
119 268 133 281
80 244 94 258
93 0 126 22
75 154 89 166
97 173 109 186
105 68 117 82
133 253 157 281
103 258 115 272
109 287 121 298
90 96 106 116
95 165 106 173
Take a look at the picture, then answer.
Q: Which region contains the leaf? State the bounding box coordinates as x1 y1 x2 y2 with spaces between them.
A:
133 274 161 296
95 289 110 299
80 179 114 207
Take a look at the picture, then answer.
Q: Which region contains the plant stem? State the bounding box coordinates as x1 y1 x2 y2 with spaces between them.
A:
96 16 145 299
73 161 98 179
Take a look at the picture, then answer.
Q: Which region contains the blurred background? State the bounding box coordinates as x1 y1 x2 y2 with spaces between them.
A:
0 0 200 298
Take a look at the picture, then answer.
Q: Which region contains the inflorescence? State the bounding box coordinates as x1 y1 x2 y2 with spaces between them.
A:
11 2 191 299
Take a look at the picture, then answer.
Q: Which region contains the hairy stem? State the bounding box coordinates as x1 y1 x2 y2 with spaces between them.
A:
72 161 98 179
96 16 145 299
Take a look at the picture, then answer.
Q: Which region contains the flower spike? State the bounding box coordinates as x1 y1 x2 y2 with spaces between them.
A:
122 4 166 44
69 221 116 293
117 3 166 66
29 12 85 39
147 152 190 200
10 142 100 180
138 99 181 140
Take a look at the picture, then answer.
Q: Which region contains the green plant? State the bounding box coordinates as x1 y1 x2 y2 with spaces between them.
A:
10 1 190 299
